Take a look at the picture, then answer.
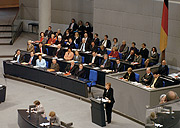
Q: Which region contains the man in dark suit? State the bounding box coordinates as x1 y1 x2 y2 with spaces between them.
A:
123 67 136 81
139 43 149 60
114 59 124 72
140 68 153 85
98 45 107 55
100 54 111 69
89 41 98 52
150 71 163 88
125 50 135 62
75 64 86 78
84 32 92 45
158 60 169 76
27 51 37 66
66 38 75 49
53 44 64 58
68 18 78 34
36 42 47 54
13 49 24 63
103 83 115 124
92 33 100 46
89 51 99 67
101 35 111 48
45 26 53 39
65 61 77 75
79 38 90 52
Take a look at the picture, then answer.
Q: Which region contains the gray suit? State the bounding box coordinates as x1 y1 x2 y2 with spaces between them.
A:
73 55 82 63
133 55 142 65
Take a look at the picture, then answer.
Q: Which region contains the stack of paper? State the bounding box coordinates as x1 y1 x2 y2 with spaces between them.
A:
40 122 50 126
57 58 63 61
10 60 17 63
96 98 109 102
93 67 100 70
83 63 88 66
155 123 163 127
56 72 64 75
101 69 113 73
33 66 39 68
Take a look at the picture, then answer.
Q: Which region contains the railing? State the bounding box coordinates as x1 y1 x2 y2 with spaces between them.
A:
10 7 23 45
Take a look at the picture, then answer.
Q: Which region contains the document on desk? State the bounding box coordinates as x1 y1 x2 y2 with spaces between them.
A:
33 66 40 68
57 58 63 61
50 44 58 48
155 123 163 127
101 69 113 73
40 122 50 126
42 54 47 57
56 72 64 75
93 67 100 70
84 51 91 54
10 60 18 63
83 63 88 66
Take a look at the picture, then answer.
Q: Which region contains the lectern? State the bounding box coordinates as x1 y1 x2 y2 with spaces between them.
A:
90 98 106 127
0 85 6 103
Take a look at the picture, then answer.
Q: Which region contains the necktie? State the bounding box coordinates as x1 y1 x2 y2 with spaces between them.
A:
103 59 107 67
40 48 42 53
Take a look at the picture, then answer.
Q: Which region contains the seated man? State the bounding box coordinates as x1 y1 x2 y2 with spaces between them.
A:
65 60 77 75
123 67 135 81
100 54 111 69
49 58 60 72
27 40 35 53
159 91 179 104
49 111 60 126
79 38 89 52
53 44 64 58
89 41 98 52
13 49 24 63
66 38 75 49
119 40 129 59
133 52 142 68
100 35 111 48
27 51 37 66
114 59 124 72
36 55 46 68
36 42 47 54
150 71 163 88
45 26 53 39
89 51 99 67
97 45 107 56
75 64 86 78
158 60 169 76
125 50 135 62
64 48 74 61
140 68 153 85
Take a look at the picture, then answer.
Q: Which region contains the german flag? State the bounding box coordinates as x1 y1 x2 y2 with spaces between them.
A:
160 0 168 53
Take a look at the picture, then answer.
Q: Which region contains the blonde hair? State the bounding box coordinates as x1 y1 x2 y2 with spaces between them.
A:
49 111 56 117
106 83 111 88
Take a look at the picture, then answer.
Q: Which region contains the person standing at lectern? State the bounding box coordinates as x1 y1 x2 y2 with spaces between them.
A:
103 83 115 124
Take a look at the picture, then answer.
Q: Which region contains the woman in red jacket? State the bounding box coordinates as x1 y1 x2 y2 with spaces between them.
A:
109 47 120 59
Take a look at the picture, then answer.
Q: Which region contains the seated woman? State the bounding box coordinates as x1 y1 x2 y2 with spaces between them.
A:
123 67 135 81
130 42 138 54
109 47 120 59
33 100 46 118
64 48 74 61
36 55 46 68
73 32 81 45
47 34 56 45
145 47 159 67
49 111 60 126
73 50 82 63
39 32 47 44
111 38 120 50
133 52 142 68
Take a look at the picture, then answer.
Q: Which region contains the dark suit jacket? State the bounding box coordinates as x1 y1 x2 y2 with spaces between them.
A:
89 56 99 67
13 54 24 63
98 49 107 55
100 59 111 69
65 64 77 75
92 38 100 46
26 55 37 66
45 30 53 39
123 72 136 81
158 65 169 76
139 48 149 60
79 42 90 51
114 63 124 72
89 45 98 52
103 88 115 104
55 40 65 46
66 42 75 49
140 73 153 85
36 46 47 54
126 54 135 62
73 37 81 45
86 38 92 45
75 68 86 78
130 47 138 54
150 77 163 88
68 23 78 31
53 48 64 58
101 40 111 48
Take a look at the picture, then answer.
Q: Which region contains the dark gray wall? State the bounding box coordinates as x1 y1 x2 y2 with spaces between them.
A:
93 0 180 67
19 0 94 24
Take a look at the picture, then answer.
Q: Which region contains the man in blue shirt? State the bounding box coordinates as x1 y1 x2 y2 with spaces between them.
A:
36 55 46 68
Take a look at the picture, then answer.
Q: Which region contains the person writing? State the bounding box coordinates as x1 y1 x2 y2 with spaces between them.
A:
49 111 60 126
103 83 115 124
33 100 46 118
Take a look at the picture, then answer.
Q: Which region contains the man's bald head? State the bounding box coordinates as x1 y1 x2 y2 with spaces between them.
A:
166 91 179 102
